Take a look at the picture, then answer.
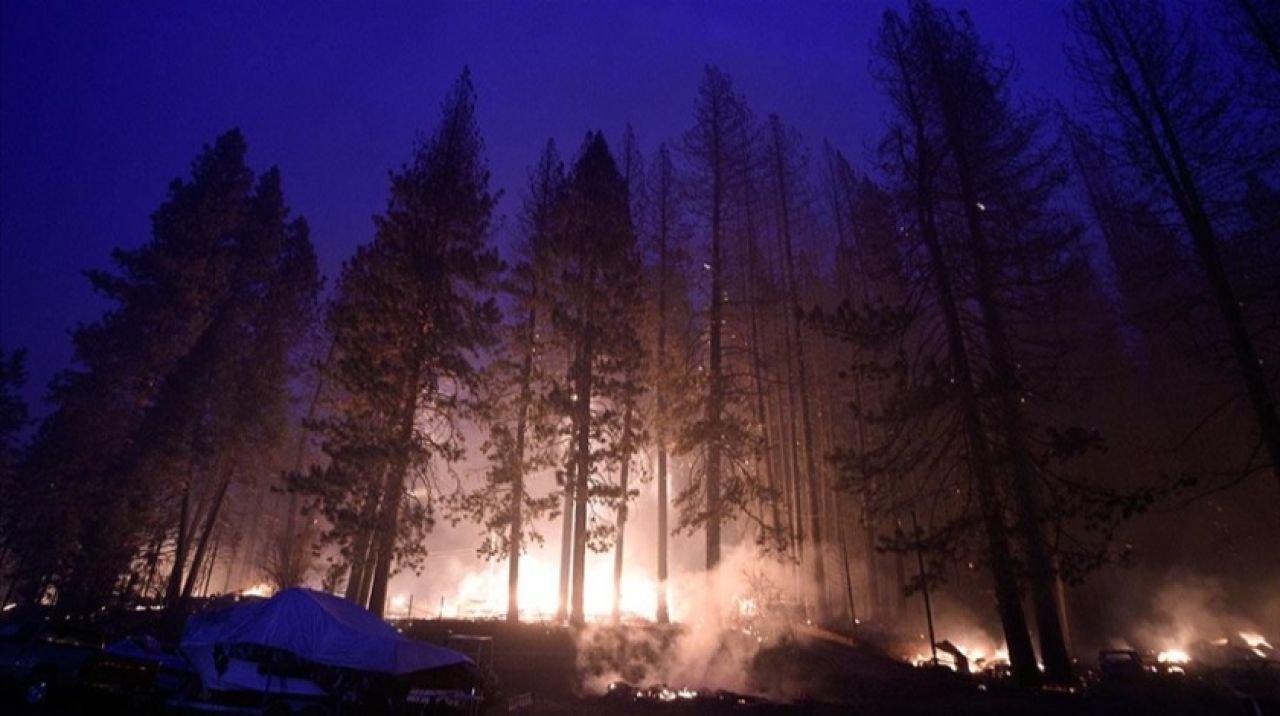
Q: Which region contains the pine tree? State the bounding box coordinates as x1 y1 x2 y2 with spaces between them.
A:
1069 0 1280 497
869 9 1041 684
644 143 694 624
765 113 829 623
304 69 502 616
541 132 643 627
6 131 318 614
454 140 565 622
906 0 1075 682
678 66 758 572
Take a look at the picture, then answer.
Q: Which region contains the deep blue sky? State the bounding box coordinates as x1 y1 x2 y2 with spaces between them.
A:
1 1 1073 413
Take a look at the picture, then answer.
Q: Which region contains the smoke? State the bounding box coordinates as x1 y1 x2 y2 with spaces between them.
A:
1126 572 1278 653
575 543 797 695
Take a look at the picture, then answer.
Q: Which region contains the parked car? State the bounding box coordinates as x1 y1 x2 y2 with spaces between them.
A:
1098 649 1146 682
0 617 105 707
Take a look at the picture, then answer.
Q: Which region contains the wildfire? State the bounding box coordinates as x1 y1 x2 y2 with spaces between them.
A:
241 582 273 598
1239 631 1274 659
454 554 661 621
909 641 1009 672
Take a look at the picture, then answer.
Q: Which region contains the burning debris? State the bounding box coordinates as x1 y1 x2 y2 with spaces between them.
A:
604 680 772 709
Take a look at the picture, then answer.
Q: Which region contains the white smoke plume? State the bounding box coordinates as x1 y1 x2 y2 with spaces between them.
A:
575 543 799 695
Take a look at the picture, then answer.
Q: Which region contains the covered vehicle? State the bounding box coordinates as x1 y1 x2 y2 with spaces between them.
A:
179 588 479 714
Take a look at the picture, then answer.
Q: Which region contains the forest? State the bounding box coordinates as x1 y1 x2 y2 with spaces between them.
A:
0 0 1277 693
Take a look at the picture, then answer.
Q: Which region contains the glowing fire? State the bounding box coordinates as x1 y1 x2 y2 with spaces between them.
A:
1156 649 1190 664
1239 631 1273 658
241 582 273 598
454 554 661 621
910 642 1009 672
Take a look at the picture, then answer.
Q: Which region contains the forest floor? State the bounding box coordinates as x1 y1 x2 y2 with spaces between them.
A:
403 619 1280 716
4 617 1276 715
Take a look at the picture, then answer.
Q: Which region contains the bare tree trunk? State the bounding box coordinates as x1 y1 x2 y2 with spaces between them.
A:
656 448 670 623
780 303 809 609
139 531 164 602
367 362 423 619
655 161 672 624
367 465 403 619
704 115 726 574
745 218 783 547
769 120 826 621
863 513 879 621
556 462 574 623
182 467 234 601
344 490 380 605
508 298 538 623
570 338 595 627
199 532 221 597
611 406 634 622
164 484 192 611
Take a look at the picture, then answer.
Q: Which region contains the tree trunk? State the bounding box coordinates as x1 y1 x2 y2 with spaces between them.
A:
656 447 670 623
367 464 404 619
914 158 1041 687
771 122 827 624
570 338 595 627
780 308 809 606
164 484 192 611
655 175 672 624
199 532 221 597
955 165 1075 684
863 512 879 621
367 364 423 619
508 299 538 623
344 475 386 605
182 467 234 601
880 17 1041 685
556 462 574 623
285 341 335 560
744 206 784 546
611 406 634 622
705 124 724 573
929 40 1074 683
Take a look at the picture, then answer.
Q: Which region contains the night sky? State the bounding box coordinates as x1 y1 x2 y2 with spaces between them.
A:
1 1 1074 413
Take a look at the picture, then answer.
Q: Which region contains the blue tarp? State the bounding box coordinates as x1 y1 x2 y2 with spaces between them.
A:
181 588 469 676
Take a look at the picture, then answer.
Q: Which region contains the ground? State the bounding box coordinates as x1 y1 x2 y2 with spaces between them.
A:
4 617 1277 714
